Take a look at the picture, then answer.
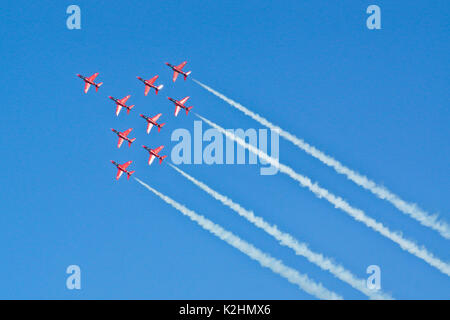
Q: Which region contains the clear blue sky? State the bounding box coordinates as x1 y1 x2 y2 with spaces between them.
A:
0 1 448 299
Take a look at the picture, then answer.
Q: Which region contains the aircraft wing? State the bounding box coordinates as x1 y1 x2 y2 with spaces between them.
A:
87 72 99 82
146 122 154 134
179 96 190 105
117 137 125 148
148 75 158 85
120 95 131 104
177 61 187 70
148 154 156 165
144 85 151 96
172 71 179 82
151 113 162 122
121 161 132 169
122 128 133 137
84 82 91 94
116 169 124 180
153 145 164 154
116 104 122 116
174 105 181 117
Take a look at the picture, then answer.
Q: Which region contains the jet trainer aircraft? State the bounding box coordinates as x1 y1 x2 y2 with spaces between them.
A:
143 145 167 165
109 95 135 116
168 96 193 117
137 75 164 96
111 128 136 148
140 113 165 134
111 160 135 180
165 61 191 82
77 73 103 93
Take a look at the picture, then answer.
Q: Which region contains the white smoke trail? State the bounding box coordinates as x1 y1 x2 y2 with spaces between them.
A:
193 79 450 240
195 113 450 277
168 163 392 299
134 177 342 300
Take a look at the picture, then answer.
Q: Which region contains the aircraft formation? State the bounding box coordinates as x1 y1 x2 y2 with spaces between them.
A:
77 61 192 180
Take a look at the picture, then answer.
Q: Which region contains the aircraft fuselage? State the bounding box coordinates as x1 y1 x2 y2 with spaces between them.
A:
78 74 97 85
111 161 130 174
166 64 187 76
168 97 185 108
112 129 132 142
110 97 129 108
143 146 160 157
140 114 160 127
138 77 156 88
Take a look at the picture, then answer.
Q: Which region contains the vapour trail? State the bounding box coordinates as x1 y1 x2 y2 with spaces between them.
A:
192 79 450 240
168 163 392 299
195 113 450 277
134 177 342 300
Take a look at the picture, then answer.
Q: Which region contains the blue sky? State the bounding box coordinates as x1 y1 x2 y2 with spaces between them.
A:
0 1 449 299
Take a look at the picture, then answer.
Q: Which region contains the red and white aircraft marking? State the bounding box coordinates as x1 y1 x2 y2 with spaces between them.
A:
111 128 136 148
111 160 135 180
143 145 167 165
165 61 191 82
168 96 193 117
77 73 103 93
109 95 135 116
137 75 164 96
140 113 166 134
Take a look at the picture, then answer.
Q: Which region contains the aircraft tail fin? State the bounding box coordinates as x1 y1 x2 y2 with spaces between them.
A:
184 71 191 80
127 171 135 179
186 106 193 115
128 138 136 147
95 82 103 91
158 123 166 132
127 105 135 114
159 155 167 164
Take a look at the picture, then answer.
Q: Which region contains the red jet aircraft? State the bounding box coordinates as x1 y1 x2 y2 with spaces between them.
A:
139 113 166 134
77 73 103 93
109 95 134 116
111 128 136 148
168 96 193 117
165 61 191 82
137 75 164 96
143 145 167 165
111 160 135 180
